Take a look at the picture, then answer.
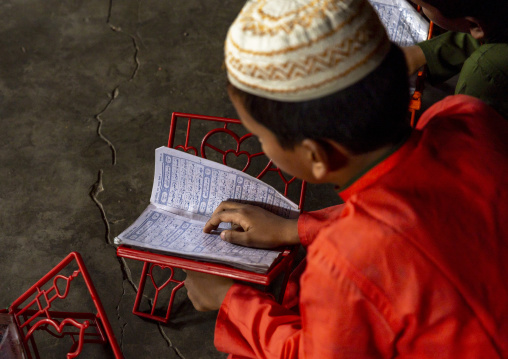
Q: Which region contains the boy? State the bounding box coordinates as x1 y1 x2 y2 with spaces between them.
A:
184 0 508 357
403 0 508 119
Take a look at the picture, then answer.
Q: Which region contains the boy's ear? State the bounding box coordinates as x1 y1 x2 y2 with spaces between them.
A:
466 17 485 40
301 139 348 181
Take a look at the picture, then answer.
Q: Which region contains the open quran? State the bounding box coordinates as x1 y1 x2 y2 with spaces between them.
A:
114 147 299 273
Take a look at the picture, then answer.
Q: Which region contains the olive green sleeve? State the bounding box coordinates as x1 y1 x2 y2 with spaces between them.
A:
456 44 508 119
417 32 481 84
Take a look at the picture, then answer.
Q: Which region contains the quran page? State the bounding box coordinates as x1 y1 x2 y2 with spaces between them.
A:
114 204 282 272
369 0 429 47
149 147 299 221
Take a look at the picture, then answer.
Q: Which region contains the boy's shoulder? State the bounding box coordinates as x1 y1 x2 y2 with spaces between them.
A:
464 42 508 70
456 43 508 118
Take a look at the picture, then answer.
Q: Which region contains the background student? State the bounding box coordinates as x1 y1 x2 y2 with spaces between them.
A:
403 0 508 119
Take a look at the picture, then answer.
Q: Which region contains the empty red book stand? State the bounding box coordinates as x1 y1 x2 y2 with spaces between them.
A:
116 112 307 323
1 252 122 359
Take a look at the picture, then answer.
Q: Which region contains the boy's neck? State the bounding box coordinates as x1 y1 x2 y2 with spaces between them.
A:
330 140 406 190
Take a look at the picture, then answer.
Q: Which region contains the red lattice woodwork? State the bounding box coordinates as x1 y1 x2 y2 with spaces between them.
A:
116 112 306 323
3 252 122 358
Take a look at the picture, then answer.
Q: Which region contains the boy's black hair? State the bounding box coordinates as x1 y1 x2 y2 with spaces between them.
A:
230 43 411 155
422 0 508 42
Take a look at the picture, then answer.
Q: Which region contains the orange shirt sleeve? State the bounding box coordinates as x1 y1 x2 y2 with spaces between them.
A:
214 239 395 358
298 204 345 247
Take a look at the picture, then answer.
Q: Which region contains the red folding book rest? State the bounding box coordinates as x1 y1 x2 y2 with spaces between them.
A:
1 252 122 359
117 112 307 323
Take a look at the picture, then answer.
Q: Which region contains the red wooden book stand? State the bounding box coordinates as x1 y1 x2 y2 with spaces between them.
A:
1 252 122 359
116 112 307 323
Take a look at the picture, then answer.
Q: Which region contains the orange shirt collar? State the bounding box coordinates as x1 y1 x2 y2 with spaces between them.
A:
337 131 420 202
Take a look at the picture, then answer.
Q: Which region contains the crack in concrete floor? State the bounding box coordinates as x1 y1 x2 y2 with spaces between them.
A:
88 1 185 357
94 89 119 165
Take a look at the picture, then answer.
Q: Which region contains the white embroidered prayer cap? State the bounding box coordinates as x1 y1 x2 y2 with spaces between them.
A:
225 0 391 102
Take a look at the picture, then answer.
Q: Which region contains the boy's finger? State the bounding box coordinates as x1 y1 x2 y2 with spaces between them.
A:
221 229 251 246
203 210 245 233
203 211 229 232
211 200 248 215
203 218 220 233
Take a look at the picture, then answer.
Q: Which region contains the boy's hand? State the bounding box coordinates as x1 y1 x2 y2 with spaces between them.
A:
184 270 234 311
203 201 300 249
402 45 427 75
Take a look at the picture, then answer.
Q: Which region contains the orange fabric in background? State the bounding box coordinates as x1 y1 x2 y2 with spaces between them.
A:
215 95 508 358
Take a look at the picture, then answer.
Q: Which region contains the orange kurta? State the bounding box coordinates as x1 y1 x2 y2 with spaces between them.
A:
215 95 508 358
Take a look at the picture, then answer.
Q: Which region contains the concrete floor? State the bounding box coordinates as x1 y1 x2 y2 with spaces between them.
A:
0 1 454 358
